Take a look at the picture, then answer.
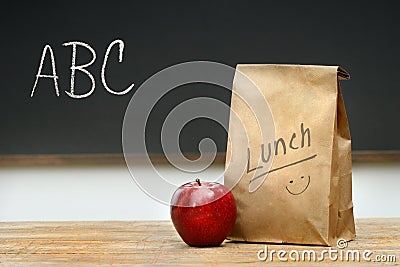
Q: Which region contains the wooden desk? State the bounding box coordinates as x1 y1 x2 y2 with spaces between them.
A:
0 219 398 266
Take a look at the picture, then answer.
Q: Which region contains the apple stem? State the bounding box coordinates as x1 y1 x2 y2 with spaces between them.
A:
195 178 201 186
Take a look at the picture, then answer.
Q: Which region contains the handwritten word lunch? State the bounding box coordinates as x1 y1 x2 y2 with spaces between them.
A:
30 39 134 98
247 123 312 174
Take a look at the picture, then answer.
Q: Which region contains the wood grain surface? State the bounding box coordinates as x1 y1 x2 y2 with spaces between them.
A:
0 219 398 266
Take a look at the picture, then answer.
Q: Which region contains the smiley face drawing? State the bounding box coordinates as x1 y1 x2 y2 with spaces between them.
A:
286 175 311 195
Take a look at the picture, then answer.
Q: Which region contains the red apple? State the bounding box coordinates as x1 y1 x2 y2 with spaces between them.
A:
170 178 237 247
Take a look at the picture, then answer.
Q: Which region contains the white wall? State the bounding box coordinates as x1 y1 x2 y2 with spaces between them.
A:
0 162 399 221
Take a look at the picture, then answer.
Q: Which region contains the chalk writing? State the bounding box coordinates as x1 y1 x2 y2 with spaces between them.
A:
30 39 134 98
31 45 59 97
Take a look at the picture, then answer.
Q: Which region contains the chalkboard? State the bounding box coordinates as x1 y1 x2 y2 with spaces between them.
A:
1 1 399 155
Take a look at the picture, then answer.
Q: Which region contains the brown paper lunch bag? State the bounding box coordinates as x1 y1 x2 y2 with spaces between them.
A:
225 64 356 246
